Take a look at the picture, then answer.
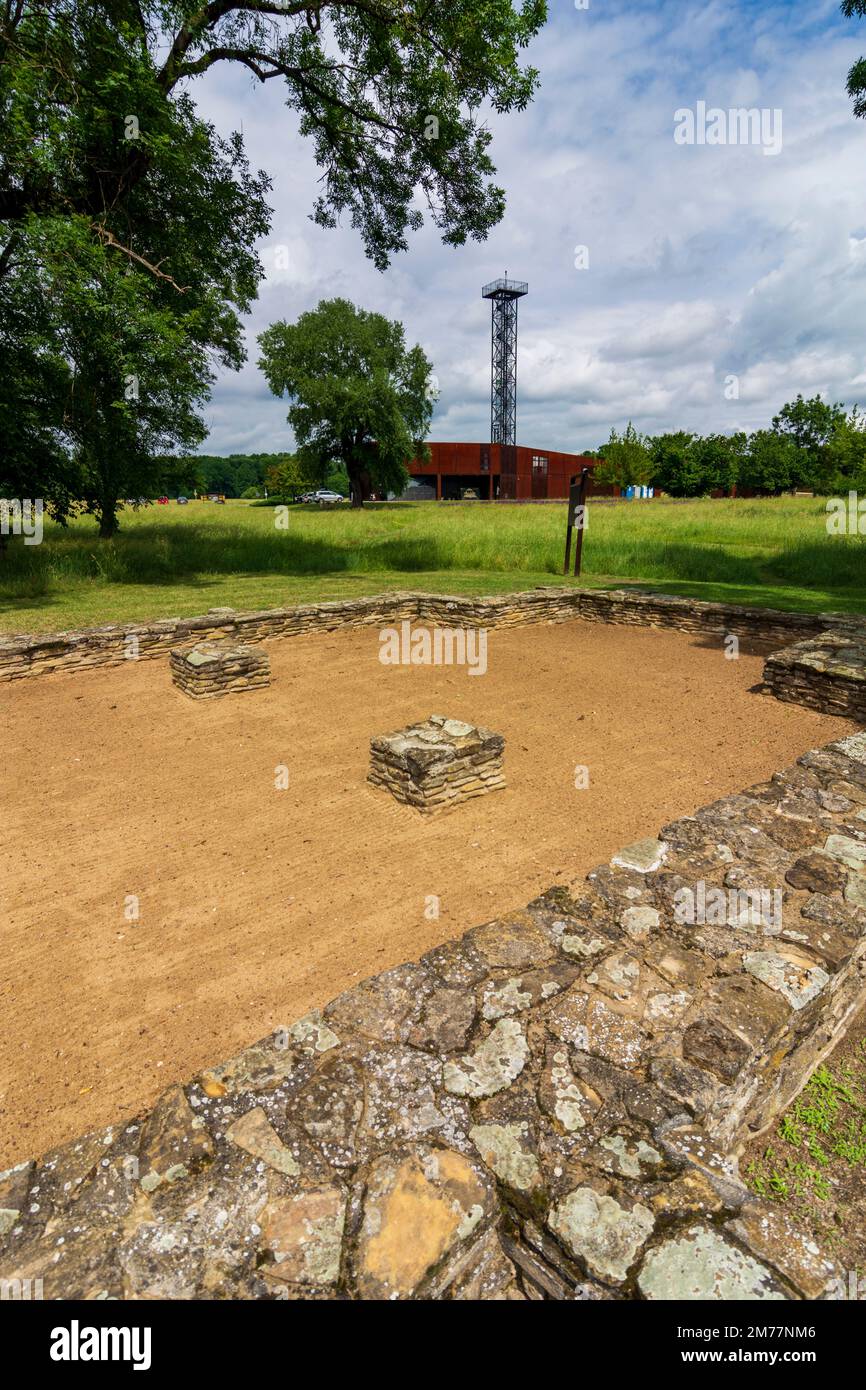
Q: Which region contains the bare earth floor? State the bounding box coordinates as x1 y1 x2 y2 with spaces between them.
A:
1 618 856 1167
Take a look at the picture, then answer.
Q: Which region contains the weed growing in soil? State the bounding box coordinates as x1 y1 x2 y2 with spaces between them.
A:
746 1043 866 1234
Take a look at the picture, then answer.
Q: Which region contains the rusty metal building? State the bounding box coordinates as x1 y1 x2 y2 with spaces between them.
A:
406 442 614 501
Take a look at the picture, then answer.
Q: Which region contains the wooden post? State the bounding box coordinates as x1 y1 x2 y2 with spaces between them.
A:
572 466 590 577
564 467 590 576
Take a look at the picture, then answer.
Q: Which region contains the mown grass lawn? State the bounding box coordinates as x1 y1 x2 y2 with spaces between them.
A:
1 495 865 632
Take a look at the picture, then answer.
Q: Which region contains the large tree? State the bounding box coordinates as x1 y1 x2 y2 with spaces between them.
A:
1 2 544 533
739 429 800 496
772 393 847 489
33 220 213 536
0 237 79 529
819 407 866 494
1 3 271 533
647 432 697 496
1 1 546 272
258 297 434 506
648 432 745 497
593 423 653 490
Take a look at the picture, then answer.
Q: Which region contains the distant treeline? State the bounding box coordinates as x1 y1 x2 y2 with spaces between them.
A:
585 395 866 497
185 453 351 499
189 453 283 497
189 393 866 504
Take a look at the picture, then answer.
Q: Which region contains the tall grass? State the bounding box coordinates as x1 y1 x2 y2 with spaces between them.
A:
2 496 864 630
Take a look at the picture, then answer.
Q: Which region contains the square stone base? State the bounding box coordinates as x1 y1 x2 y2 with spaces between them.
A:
368 714 505 814
763 632 866 721
171 639 270 699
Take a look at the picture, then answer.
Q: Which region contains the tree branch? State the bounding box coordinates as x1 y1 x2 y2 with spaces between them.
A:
90 223 190 293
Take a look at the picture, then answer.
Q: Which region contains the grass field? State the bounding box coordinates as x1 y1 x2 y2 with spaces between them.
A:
1 495 865 633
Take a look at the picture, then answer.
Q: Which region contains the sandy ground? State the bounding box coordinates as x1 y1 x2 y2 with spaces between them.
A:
0 618 855 1167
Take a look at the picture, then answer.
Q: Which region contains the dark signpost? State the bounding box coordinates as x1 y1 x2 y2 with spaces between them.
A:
563 467 590 576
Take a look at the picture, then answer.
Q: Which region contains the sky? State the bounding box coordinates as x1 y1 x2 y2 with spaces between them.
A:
189 0 866 457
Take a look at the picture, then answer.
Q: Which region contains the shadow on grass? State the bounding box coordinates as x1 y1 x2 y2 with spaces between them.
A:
0 522 496 615
3 523 865 622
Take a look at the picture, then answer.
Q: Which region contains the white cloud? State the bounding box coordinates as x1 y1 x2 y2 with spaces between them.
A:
189 0 866 453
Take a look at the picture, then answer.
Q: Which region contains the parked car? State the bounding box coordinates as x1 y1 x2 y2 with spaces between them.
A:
157 496 169 504
314 490 344 504
177 496 189 505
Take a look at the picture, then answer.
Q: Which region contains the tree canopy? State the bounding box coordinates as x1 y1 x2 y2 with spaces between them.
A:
593 396 866 499
258 297 434 505
842 1 866 117
593 423 653 489
771 393 847 488
648 432 745 497
1 1 546 272
1 2 272 534
1 1 545 536
821 409 866 493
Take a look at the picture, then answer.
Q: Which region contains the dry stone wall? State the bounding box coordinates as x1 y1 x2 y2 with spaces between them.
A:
368 715 506 814
4 586 866 1298
764 632 866 724
169 639 271 699
3 730 866 1301
3 587 865 683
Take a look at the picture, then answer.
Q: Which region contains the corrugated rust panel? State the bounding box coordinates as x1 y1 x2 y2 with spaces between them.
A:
407 442 608 498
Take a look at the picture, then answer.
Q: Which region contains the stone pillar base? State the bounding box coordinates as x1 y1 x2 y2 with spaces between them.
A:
369 714 505 814
170 639 270 699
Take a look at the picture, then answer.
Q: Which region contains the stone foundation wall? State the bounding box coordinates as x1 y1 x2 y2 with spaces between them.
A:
764 633 866 724
0 593 420 682
3 587 864 683
3 730 866 1301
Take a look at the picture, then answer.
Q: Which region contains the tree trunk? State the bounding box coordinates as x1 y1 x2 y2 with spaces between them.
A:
346 463 364 508
97 500 119 538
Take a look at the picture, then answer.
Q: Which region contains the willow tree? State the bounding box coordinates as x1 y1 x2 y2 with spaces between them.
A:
259 298 433 506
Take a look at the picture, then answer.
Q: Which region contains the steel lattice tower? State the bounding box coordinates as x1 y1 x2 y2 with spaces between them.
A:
482 277 528 446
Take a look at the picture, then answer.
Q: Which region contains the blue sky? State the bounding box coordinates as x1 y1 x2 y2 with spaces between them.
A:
190 0 866 456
